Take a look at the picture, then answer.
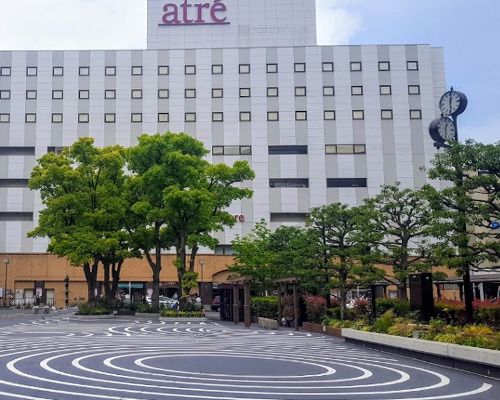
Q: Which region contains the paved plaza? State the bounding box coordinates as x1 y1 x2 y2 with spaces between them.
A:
0 315 496 400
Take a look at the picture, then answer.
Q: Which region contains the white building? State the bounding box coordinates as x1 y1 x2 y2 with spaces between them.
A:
0 0 446 254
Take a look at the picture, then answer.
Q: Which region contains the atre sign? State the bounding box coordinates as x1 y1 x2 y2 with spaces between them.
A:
160 0 229 26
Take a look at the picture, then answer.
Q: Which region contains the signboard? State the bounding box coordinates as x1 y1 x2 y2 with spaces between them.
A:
160 0 229 26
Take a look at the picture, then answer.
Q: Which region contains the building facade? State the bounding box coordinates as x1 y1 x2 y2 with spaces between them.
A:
0 0 446 306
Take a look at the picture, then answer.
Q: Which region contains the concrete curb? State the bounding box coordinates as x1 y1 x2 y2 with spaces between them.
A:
342 328 500 379
258 317 278 330
159 317 208 323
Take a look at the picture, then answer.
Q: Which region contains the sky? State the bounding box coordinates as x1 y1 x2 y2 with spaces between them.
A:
0 0 498 144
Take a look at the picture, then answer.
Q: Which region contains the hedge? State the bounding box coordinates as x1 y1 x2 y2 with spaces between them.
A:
251 297 278 318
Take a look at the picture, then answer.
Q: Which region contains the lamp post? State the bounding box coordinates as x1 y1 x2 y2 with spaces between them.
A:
199 260 205 305
3 258 10 308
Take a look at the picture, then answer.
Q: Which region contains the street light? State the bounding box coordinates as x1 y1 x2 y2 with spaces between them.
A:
3 258 10 308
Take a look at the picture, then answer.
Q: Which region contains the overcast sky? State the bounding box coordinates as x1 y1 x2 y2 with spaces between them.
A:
0 0 497 143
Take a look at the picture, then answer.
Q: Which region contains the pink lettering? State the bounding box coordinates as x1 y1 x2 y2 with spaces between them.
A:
160 1 229 26
210 0 227 23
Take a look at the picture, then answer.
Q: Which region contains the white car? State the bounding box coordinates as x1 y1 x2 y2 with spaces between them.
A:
146 296 178 309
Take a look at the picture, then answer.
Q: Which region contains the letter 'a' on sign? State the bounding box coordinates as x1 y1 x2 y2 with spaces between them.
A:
160 0 230 26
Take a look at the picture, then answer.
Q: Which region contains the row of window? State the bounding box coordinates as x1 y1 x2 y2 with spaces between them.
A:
269 178 367 188
0 85 421 101
0 178 367 189
0 109 423 124
211 144 367 156
0 61 420 78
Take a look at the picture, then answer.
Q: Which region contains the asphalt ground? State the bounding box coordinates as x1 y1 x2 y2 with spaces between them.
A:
0 314 496 400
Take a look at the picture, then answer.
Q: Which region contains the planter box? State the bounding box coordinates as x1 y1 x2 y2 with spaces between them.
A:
302 322 342 337
116 310 135 316
258 317 278 330
159 317 208 323
71 314 115 320
135 313 160 319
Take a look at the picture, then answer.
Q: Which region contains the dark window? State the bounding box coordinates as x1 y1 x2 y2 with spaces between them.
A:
158 65 169 75
53 66 64 76
212 146 252 156
105 66 116 76
267 63 278 73
239 64 250 74
185 65 196 75
350 62 362 71
0 90 10 100
79 66 90 76
407 61 419 71
322 62 334 72
0 147 35 156
0 179 29 188
268 145 308 155
0 67 11 76
269 178 309 188
327 178 367 188
212 64 223 74
380 85 392 95
294 63 306 72
270 213 308 223
378 61 390 71
26 66 38 76
47 147 66 154
0 212 33 221
131 66 143 76
408 85 421 95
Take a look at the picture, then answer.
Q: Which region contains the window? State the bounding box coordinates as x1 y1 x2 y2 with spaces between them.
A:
51 113 63 123
158 113 169 123
53 67 64 76
408 85 421 95
381 110 393 120
212 146 252 156
212 88 223 98
410 109 422 120
322 62 334 72
0 179 30 188
380 85 392 95
105 90 116 99
79 67 90 76
0 67 11 76
158 89 169 99
352 110 365 120
378 61 390 71
185 65 196 75
326 144 367 155
323 86 335 96
26 67 37 76
240 112 251 122
270 213 308 223
131 66 143 76
131 89 143 99
79 90 89 99
267 87 278 97
131 113 143 123
324 110 336 120
0 90 10 100
25 113 37 123
269 179 309 188
267 63 278 73
26 90 37 100
268 145 307 155
0 114 10 123
78 113 89 123
239 64 250 74
104 113 116 123
185 112 196 122
295 87 307 97
185 89 196 98
294 63 306 73
327 178 367 188
407 61 419 71
212 64 223 74
267 112 279 121
105 66 116 76
215 245 235 255
158 65 169 75
0 212 33 221
47 146 65 154
351 86 363 96
52 90 63 100
0 147 35 156
239 88 251 97
295 111 307 121
212 112 223 122
350 62 362 71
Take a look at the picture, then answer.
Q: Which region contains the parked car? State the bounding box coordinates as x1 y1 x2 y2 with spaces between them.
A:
146 296 178 309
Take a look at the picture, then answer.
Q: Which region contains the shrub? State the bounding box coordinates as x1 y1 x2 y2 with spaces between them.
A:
303 295 327 323
76 303 111 315
353 297 370 316
251 297 278 318
136 303 160 313
388 323 414 337
372 309 395 333
326 307 341 320
376 298 410 317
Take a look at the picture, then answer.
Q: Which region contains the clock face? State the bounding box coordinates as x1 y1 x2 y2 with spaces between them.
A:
436 117 456 141
439 91 468 116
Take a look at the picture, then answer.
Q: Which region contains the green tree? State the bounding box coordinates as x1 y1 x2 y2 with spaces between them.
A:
307 203 384 320
425 141 499 323
29 138 129 305
364 184 435 299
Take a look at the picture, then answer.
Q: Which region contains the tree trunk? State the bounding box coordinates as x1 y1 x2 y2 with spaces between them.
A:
103 261 111 305
397 284 408 300
111 261 123 300
463 265 474 324
83 260 99 306
339 287 346 321
189 245 199 273
145 249 161 312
